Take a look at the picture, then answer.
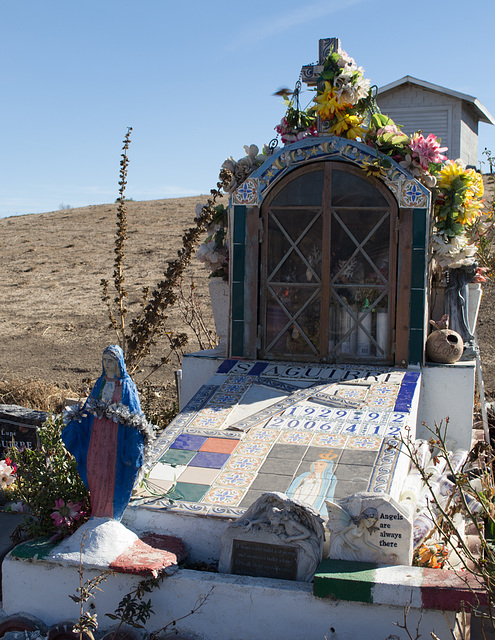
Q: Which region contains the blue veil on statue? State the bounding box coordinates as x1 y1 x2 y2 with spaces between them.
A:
62 345 151 520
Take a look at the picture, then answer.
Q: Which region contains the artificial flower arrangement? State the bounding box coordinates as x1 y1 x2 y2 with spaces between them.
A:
196 47 489 277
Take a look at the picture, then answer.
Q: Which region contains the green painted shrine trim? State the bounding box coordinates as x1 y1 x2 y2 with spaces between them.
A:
408 208 428 364
313 558 376 602
231 205 247 357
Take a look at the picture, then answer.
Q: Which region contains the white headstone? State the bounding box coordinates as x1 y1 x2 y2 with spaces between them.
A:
218 492 325 582
325 492 412 566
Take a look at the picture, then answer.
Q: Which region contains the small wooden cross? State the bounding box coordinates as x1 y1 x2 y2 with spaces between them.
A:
301 37 341 134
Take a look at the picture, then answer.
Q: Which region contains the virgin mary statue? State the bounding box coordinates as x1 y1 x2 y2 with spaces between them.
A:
62 345 153 521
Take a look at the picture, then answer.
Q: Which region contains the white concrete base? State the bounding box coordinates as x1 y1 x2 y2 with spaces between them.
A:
48 517 138 569
2 556 459 640
417 361 475 451
123 504 229 565
179 350 225 409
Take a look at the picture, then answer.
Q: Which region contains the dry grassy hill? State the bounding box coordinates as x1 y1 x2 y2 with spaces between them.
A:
0 196 216 409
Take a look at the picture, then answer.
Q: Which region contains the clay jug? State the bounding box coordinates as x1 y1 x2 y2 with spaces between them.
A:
426 329 463 364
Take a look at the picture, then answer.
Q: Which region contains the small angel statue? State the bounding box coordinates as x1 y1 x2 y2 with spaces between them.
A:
325 501 386 563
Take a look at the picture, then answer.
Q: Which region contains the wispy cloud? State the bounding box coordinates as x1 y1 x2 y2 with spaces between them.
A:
225 0 365 52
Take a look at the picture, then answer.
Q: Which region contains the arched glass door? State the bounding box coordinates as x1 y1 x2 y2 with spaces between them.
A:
259 162 398 363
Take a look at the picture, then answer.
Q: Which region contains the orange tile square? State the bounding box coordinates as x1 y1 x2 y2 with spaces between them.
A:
199 437 239 454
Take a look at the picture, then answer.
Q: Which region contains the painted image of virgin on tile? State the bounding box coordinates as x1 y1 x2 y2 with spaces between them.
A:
286 454 337 517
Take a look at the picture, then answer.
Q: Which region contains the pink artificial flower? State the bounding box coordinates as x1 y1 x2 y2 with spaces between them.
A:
51 498 83 528
409 133 448 170
472 267 489 283
275 118 317 144
376 124 402 136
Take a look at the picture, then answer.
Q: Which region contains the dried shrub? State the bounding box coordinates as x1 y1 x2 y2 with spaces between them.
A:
0 378 83 413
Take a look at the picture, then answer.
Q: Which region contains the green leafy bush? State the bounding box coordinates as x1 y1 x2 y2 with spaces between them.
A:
7 414 90 540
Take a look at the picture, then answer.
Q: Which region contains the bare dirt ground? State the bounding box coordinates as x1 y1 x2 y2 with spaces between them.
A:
0 184 494 412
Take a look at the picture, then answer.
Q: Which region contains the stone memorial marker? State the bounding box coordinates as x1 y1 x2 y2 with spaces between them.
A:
0 405 46 457
325 492 412 566
219 492 325 582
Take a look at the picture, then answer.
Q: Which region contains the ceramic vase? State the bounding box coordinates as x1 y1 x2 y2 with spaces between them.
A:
426 328 463 364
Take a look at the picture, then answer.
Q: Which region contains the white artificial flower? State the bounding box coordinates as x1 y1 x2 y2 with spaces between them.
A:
0 460 15 489
243 144 259 159
431 232 477 269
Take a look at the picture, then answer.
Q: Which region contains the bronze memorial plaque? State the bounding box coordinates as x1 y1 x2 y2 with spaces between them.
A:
231 539 298 581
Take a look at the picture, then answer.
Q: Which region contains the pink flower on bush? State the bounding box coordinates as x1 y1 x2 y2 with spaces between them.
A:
51 498 84 528
409 133 448 170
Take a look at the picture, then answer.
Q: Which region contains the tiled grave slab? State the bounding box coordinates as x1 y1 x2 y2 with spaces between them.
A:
131 361 421 519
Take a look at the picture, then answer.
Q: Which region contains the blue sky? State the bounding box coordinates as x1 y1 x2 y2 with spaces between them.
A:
1 0 494 218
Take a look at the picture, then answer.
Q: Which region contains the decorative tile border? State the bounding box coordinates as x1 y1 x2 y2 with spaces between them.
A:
232 177 259 206
216 359 407 385
367 439 402 494
233 137 432 209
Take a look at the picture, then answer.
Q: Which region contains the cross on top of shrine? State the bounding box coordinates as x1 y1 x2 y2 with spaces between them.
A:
300 37 341 135
300 37 341 88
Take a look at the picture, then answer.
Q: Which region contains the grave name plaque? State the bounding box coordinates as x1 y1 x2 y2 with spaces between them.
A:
232 539 298 581
0 405 45 457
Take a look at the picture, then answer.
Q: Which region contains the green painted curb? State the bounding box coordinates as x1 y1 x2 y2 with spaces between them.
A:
313 558 377 603
10 537 57 560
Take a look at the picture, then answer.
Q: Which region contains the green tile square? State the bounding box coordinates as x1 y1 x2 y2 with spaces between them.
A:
412 209 428 248
233 206 246 243
410 250 426 289
159 449 196 466
409 328 424 365
231 282 244 320
231 320 244 356
409 289 425 329
166 481 209 503
232 245 245 282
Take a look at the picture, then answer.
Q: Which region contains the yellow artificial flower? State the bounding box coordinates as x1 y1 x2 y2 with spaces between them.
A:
466 169 484 198
463 197 484 222
362 160 388 178
314 81 347 120
437 160 467 189
343 115 365 140
330 112 365 139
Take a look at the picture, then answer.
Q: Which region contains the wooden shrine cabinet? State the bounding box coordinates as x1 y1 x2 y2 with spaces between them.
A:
228 138 431 368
